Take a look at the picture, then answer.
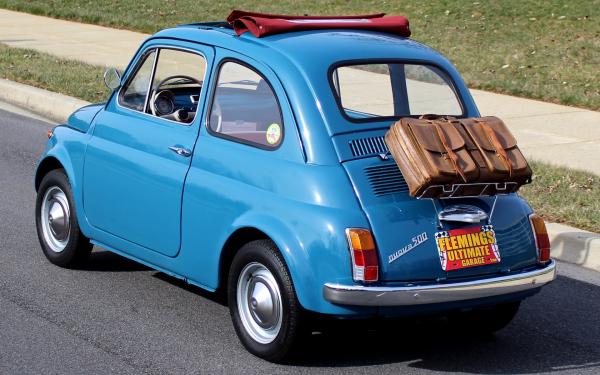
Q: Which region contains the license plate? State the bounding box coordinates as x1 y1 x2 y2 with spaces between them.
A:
435 225 501 271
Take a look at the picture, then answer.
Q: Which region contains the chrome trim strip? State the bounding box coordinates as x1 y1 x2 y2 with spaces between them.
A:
143 48 159 114
323 259 556 306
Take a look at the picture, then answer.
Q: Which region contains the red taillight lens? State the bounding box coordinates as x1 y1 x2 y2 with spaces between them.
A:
346 228 379 282
529 214 551 263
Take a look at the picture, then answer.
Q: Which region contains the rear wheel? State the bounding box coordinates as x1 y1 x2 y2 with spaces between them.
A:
35 169 92 267
228 240 302 362
449 301 521 334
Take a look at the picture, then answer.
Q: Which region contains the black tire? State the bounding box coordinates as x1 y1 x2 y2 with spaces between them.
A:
228 239 302 362
35 169 92 267
448 301 521 334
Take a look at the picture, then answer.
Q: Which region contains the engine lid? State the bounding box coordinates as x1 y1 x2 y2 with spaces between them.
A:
341 156 539 282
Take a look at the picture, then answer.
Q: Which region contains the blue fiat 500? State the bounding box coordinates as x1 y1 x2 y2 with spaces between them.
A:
34 18 556 361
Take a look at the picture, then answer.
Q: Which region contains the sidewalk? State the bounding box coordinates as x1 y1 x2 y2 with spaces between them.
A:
1 9 600 175
548 223 600 272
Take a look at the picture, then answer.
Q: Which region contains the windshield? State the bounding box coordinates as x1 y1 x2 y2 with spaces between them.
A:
331 63 463 120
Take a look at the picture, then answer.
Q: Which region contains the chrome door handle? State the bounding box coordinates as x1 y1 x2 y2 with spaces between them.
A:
168 146 192 157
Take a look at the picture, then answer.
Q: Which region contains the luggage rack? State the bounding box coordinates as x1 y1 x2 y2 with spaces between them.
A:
416 181 520 200
416 182 521 229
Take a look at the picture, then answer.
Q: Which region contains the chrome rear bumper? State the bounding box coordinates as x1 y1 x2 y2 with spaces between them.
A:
324 260 556 306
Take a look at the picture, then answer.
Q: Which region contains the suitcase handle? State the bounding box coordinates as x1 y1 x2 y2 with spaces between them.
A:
479 121 513 177
431 122 468 183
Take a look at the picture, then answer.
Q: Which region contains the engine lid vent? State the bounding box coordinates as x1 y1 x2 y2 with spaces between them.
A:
365 164 409 196
349 136 388 158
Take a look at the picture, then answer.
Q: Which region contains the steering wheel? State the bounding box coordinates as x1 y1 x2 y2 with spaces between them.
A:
150 75 202 116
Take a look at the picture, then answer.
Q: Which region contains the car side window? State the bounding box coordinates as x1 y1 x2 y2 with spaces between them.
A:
208 61 283 148
119 48 206 124
148 49 206 124
119 49 156 112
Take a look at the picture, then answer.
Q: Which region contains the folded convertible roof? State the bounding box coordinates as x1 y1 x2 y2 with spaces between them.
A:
224 10 411 38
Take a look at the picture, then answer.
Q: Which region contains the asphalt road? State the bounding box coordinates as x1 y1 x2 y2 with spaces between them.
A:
1 105 600 375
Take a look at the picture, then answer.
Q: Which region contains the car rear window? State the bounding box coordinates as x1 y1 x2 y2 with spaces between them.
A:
331 63 463 121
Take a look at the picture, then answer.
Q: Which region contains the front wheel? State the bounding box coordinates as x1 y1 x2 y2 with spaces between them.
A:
228 240 302 362
35 169 92 267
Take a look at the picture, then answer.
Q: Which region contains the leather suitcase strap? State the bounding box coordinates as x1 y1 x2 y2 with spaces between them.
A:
431 122 468 183
386 125 424 191
479 121 514 177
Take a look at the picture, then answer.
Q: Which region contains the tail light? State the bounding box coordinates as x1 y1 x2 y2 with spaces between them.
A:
345 228 379 282
529 214 551 264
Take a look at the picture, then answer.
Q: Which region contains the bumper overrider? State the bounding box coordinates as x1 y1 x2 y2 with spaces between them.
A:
324 259 556 306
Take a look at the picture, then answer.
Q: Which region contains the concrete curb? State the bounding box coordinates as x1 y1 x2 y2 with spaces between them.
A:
548 223 600 273
0 78 90 123
0 78 597 273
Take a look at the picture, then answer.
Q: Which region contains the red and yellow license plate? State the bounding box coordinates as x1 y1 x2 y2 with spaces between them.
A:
435 225 501 271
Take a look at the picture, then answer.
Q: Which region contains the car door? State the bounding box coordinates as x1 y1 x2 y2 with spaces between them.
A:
83 42 214 257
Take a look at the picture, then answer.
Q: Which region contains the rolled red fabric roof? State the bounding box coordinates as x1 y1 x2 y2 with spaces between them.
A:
227 10 410 38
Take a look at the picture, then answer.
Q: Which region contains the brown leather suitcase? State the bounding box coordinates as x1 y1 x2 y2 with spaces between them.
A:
384 118 478 197
456 116 532 185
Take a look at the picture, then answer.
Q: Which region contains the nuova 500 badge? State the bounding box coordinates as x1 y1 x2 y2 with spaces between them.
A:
388 232 428 264
435 225 501 271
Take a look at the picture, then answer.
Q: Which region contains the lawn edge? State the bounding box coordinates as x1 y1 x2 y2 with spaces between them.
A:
0 78 90 123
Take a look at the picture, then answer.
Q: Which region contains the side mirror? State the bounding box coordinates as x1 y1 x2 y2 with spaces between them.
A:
103 67 122 90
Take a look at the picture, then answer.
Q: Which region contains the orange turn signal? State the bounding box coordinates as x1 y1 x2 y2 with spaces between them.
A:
346 228 379 282
529 214 551 263
347 228 376 252
47 129 53 139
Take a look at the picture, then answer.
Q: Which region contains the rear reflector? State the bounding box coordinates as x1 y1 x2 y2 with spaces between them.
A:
529 214 551 263
346 228 379 282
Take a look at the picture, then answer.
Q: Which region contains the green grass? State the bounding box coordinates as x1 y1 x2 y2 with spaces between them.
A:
0 0 598 110
0 43 597 232
520 161 600 233
0 44 107 103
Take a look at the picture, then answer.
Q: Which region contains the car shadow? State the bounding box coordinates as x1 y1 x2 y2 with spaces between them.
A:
77 247 227 305
152 272 228 307
283 277 600 373
285 315 600 373
78 248 150 272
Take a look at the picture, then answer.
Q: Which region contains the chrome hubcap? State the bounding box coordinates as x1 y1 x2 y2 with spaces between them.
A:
237 262 282 344
41 186 70 252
